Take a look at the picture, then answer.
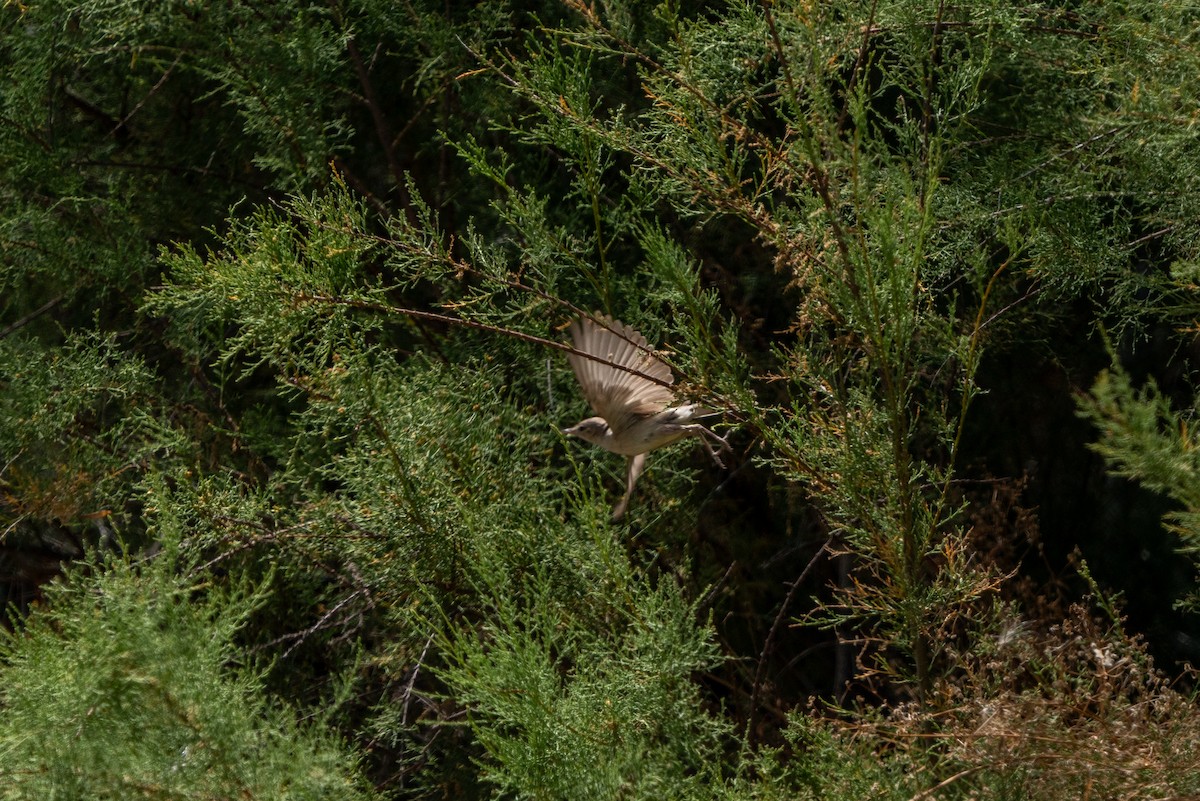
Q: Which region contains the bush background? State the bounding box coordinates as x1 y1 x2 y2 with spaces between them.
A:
3 1 1200 798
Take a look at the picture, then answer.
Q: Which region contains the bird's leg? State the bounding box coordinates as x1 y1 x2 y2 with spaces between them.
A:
683 424 730 468
612 452 647 521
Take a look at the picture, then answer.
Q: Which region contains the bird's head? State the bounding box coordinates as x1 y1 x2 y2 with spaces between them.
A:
562 417 611 446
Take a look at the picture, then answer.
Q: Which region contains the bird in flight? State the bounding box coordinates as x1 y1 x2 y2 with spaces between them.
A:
562 315 729 520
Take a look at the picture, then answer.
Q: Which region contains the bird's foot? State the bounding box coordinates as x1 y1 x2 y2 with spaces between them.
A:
689 424 730 468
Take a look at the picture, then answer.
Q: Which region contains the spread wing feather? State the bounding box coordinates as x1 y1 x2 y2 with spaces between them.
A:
567 315 675 435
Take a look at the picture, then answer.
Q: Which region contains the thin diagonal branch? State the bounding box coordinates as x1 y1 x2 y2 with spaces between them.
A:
292 292 682 393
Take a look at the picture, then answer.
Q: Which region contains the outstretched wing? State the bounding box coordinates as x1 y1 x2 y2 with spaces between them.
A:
567 315 675 435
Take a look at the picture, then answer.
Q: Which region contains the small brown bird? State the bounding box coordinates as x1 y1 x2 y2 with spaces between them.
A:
562 315 728 519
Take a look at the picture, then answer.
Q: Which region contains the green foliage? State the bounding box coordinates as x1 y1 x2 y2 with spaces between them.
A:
148 185 384 371
0 332 186 528
6 0 1200 799
440 557 727 801
0 531 375 800
1081 360 1200 539
742 714 921 801
1079 353 1200 610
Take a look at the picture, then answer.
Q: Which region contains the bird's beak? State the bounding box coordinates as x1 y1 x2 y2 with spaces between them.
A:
561 426 576 437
